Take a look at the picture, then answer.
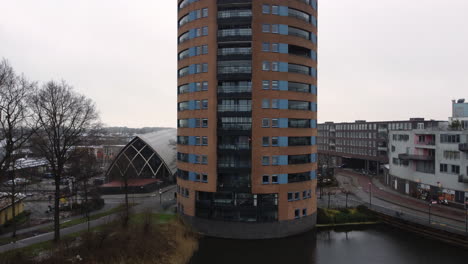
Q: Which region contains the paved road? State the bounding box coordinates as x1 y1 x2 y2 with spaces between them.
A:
0 185 177 253
331 170 468 233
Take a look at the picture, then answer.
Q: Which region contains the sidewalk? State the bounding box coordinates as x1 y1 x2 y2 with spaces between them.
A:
338 170 466 221
336 170 467 223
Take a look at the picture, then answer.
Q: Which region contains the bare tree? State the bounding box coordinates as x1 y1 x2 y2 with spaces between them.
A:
69 148 102 232
30 81 100 242
0 59 36 238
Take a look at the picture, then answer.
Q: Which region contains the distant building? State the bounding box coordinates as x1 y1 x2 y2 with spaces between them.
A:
387 101 468 206
388 129 468 206
102 145 125 169
318 119 444 172
0 193 26 225
76 145 125 169
450 98 468 129
103 128 177 193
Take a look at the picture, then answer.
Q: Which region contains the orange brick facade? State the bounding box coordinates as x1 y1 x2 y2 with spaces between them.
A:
177 0 318 238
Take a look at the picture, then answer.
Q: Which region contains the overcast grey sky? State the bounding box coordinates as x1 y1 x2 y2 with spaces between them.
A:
1 0 467 127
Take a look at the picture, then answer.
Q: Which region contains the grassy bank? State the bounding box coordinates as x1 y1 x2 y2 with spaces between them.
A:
0 212 198 264
317 205 378 225
0 204 136 246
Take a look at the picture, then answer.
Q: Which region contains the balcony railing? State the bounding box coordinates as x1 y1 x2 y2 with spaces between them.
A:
217 0 252 4
218 105 252 112
217 86 252 94
398 153 435 161
459 143 468 152
416 141 435 146
295 0 311 4
218 161 251 168
218 144 251 150
458 174 468 183
217 10 252 19
218 124 252 130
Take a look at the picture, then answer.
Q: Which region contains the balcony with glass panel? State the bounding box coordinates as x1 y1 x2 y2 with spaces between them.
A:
288 100 311 111
216 173 251 193
217 0 252 6
218 46 252 60
217 117 252 134
288 64 310 75
288 119 311 128
288 27 310 40
295 0 311 5
218 9 252 24
217 81 252 98
218 105 252 112
178 49 190 61
288 8 311 23
288 45 312 59
217 156 251 169
217 60 252 80
218 26 252 42
218 135 251 152
288 82 310 93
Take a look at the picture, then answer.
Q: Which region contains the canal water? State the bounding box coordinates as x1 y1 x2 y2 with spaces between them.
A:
189 225 468 264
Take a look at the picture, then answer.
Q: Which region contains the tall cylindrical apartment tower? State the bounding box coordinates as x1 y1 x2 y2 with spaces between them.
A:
177 0 318 239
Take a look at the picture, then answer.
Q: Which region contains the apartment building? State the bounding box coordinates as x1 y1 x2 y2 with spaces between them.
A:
176 0 318 238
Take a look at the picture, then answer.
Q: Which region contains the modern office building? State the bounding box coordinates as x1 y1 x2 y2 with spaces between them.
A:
177 0 318 239
317 119 443 172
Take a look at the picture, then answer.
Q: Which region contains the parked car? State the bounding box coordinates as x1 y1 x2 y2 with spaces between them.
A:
50 178 69 185
93 178 105 186
3 178 30 186
43 172 54 179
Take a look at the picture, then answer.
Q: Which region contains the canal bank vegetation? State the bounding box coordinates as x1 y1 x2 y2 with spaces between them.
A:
0 211 199 264
317 205 379 226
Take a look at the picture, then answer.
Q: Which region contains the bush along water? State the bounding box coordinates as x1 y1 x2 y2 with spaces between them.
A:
317 205 378 225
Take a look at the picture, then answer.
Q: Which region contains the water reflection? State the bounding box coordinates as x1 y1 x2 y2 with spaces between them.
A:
190 230 317 264
190 225 468 264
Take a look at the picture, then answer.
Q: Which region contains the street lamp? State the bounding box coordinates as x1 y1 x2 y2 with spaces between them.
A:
159 188 162 206
344 190 350 209
428 202 432 224
465 199 468 236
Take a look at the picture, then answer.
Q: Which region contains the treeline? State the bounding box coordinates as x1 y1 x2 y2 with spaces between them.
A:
0 58 100 242
103 126 171 135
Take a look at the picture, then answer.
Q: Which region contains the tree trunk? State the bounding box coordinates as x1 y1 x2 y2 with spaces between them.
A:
54 173 61 242
84 180 90 232
11 171 16 238
124 177 129 223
